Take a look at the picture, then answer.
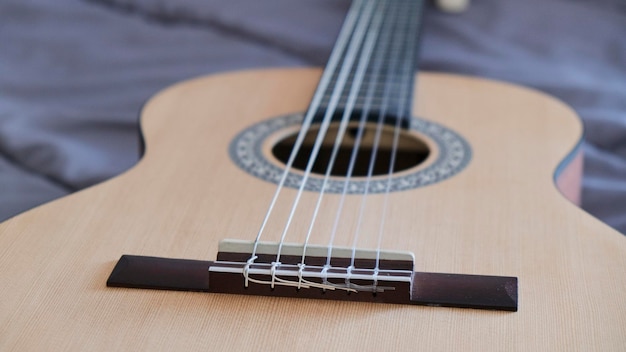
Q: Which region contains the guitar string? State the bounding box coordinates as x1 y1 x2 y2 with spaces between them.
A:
270 0 378 273
247 0 364 262
324 0 400 271
348 0 413 272
374 0 423 274
273 3 389 288
293 0 389 285
246 0 421 291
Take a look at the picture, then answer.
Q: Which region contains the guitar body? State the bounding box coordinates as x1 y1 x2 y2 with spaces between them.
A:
1 69 625 350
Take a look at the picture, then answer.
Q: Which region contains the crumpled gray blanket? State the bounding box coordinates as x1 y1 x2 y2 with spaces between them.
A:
1 0 625 234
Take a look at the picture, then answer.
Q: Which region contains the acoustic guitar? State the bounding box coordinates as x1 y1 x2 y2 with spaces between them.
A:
1 0 625 350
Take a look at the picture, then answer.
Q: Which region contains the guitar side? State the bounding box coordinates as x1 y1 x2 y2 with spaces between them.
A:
1 69 625 351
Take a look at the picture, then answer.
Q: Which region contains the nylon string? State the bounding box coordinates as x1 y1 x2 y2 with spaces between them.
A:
271 0 378 267
294 0 390 283
248 0 365 262
348 0 414 273
325 0 400 272
244 0 421 292
374 0 422 274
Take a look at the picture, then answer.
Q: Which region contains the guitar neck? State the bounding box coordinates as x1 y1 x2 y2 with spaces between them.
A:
312 0 424 128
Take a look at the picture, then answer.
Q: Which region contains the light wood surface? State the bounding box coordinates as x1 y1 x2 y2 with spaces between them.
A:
1 69 625 351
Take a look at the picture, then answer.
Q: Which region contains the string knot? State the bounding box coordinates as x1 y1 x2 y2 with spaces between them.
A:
297 263 306 290
243 256 257 288
270 261 281 289
345 265 355 288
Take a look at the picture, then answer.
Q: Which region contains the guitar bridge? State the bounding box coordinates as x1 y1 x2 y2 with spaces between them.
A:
107 240 518 311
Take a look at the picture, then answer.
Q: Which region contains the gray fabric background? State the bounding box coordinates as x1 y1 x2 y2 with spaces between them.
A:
1 0 625 234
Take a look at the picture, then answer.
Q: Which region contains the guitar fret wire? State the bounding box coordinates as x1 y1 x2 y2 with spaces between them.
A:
350 0 420 271
325 80 404 86
324 82 408 90
320 7 416 121
320 97 407 105
297 0 389 272
325 69 411 81
273 0 378 265
247 0 365 262
326 0 401 270
375 0 424 273
322 91 407 100
326 71 409 80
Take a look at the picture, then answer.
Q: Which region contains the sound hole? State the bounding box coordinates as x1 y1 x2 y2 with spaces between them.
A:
272 123 430 177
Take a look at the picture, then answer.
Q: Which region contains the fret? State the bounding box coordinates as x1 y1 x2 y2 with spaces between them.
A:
320 97 409 109
311 0 424 128
321 87 408 96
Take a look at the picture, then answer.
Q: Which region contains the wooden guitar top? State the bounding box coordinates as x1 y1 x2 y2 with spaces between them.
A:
1 69 625 351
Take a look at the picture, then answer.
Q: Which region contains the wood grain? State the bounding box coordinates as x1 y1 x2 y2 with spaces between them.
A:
1 69 625 351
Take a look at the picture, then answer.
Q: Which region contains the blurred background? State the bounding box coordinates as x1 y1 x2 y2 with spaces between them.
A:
1 0 625 234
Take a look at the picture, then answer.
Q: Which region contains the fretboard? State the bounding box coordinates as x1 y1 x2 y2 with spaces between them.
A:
311 0 424 129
